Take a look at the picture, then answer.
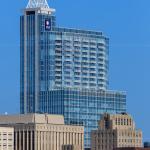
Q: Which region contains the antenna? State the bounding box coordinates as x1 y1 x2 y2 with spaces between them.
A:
26 0 50 9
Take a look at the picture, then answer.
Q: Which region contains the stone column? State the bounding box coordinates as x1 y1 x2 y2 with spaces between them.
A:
19 130 21 150
15 131 18 150
23 130 25 150
27 130 29 150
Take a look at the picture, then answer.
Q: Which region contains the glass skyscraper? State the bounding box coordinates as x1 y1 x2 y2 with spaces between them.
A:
20 0 126 149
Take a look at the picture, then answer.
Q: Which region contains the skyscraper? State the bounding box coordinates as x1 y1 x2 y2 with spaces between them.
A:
20 0 126 148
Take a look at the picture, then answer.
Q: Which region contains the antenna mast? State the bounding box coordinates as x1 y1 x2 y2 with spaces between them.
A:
26 0 50 9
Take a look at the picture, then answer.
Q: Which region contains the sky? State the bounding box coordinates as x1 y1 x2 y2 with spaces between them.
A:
0 0 150 142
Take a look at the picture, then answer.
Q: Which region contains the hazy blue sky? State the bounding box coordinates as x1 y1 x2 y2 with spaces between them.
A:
0 0 150 142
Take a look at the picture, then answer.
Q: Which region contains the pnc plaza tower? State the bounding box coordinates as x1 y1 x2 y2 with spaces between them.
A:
20 0 126 149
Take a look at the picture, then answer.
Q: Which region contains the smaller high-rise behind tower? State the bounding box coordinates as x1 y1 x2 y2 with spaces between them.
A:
91 113 143 150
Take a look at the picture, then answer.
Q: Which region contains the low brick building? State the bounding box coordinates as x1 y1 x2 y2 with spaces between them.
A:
144 142 150 148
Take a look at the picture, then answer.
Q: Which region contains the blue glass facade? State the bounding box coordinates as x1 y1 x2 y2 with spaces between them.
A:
40 88 126 148
20 8 109 114
20 7 126 149
20 10 56 113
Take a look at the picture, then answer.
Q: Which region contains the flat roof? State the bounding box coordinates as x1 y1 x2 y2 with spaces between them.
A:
0 114 65 125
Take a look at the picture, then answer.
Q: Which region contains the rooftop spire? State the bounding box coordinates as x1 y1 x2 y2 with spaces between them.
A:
26 0 49 9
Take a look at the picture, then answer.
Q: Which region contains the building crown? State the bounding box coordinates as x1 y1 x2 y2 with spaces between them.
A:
26 0 49 9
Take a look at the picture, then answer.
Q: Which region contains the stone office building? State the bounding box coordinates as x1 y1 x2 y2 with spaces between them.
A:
91 113 142 150
0 114 84 150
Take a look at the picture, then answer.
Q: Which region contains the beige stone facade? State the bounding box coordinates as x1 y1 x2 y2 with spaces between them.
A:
0 114 84 150
0 127 14 150
91 113 142 150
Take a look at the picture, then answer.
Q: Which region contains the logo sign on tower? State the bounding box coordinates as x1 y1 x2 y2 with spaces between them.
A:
45 19 51 31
